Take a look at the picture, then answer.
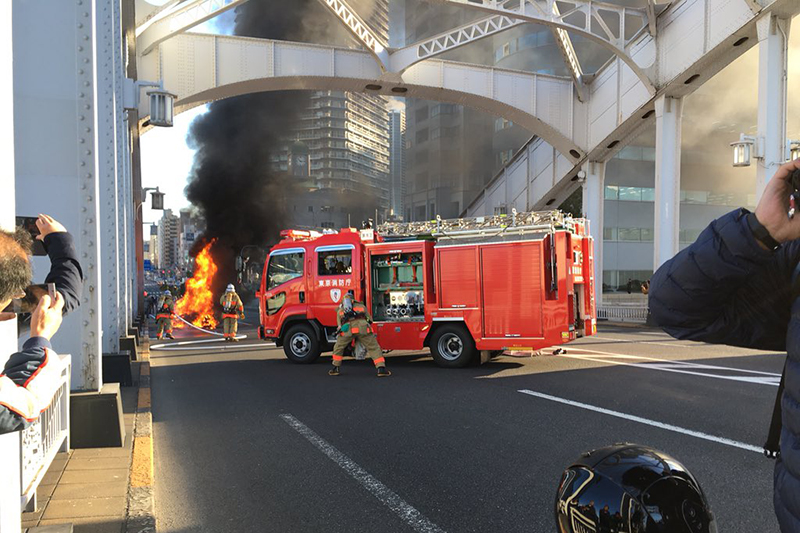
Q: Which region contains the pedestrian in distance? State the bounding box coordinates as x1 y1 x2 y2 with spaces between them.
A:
649 158 800 532
329 291 390 377
156 290 175 340
0 214 83 433
220 283 244 342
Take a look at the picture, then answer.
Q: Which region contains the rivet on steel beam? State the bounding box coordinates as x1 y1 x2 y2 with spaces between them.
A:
78 69 84 75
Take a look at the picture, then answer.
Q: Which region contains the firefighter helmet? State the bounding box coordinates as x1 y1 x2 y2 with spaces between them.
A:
164 290 171 296
555 443 716 533
226 284 235 292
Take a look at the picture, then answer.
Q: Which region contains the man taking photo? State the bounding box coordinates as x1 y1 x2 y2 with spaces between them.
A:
649 158 800 532
0 214 82 434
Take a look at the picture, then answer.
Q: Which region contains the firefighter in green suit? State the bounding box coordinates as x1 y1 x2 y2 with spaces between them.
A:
329 291 390 377
220 284 244 342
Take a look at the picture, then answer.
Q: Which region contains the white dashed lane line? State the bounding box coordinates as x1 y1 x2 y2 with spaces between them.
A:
556 347 781 387
518 389 763 454
280 413 446 533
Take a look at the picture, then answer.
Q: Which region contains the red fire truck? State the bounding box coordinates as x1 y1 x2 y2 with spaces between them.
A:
256 210 596 368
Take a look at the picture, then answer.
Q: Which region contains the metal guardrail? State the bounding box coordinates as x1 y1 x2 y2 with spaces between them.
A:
598 305 649 323
19 353 71 512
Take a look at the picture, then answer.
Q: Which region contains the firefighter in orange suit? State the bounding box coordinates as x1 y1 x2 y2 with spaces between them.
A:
329 291 390 377
220 284 244 342
156 290 175 340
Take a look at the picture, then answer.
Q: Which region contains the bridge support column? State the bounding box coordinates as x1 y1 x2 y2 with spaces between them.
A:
0 1 20 530
756 15 791 201
654 95 683 269
582 161 605 307
13 0 107 391
99 0 122 356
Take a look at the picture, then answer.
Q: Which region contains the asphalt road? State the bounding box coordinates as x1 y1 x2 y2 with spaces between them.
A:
151 322 785 532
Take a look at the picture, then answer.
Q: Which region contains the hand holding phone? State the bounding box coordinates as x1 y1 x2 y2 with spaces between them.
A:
2 283 57 314
30 290 64 340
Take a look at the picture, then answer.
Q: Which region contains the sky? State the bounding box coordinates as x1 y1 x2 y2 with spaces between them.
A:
138 9 235 227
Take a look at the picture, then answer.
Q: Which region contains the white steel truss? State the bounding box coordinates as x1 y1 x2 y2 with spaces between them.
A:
421 0 659 92
316 0 390 72
137 0 250 56
392 14 526 71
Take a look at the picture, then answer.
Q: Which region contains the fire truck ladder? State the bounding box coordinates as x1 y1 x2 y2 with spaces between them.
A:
377 209 578 240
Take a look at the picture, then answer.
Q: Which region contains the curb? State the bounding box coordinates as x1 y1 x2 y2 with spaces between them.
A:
125 352 156 533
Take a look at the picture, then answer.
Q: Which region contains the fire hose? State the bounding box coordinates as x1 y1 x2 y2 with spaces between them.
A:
149 313 257 352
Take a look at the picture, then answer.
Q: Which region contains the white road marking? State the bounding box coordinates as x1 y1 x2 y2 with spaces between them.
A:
517 390 763 454
593 335 692 348
280 414 446 533
559 347 781 386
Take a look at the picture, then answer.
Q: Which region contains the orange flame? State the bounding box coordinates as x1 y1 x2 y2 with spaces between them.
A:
175 240 219 329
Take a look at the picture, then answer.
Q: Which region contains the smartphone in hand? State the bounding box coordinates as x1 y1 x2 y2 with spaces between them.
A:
16 216 46 256
2 283 57 314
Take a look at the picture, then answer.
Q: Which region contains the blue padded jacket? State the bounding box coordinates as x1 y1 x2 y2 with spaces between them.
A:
649 208 800 532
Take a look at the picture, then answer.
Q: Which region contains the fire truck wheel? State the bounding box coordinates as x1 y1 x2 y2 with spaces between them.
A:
283 324 321 364
430 325 477 368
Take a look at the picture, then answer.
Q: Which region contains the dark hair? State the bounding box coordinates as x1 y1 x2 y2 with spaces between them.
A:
0 229 33 302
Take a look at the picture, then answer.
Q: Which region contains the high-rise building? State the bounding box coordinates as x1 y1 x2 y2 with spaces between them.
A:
388 109 406 219
276 90 391 220
177 209 201 270
402 4 498 221
157 209 180 272
148 224 159 268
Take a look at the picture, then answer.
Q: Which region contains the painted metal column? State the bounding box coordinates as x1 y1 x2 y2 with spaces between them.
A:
582 161 605 307
13 0 103 391
0 1 21 530
98 0 121 355
756 15 791 201
654 95 683 269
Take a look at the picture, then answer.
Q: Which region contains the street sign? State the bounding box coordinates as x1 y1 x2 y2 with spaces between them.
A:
143 259 153 271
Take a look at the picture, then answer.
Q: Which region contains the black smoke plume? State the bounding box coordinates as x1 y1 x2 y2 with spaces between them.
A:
184 0 357 302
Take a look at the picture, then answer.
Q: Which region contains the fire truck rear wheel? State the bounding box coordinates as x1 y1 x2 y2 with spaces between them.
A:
430 325 477 368
283 324 321 364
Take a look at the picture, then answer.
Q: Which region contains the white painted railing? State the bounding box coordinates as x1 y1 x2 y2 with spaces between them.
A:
598 305 649 323
0 352 70 531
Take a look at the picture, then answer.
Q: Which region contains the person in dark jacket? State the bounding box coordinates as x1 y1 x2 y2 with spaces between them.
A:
0 214 83 434
649 158 800 532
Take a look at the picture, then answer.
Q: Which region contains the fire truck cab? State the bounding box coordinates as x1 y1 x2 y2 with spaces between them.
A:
256 210 596 368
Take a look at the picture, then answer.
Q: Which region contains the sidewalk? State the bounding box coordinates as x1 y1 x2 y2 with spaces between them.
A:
21 342 154 533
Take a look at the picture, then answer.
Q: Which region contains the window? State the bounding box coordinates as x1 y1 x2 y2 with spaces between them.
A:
603 227 617 241
308 205 314 212
429 203 436 218
318 247 353 275
618 187 642 201
416 128 429 144
495 118 513 131
267 251 304 289
604 185 619 200
618 228 641 241
431 104 456 116
494 205 508 215
415 106 429 122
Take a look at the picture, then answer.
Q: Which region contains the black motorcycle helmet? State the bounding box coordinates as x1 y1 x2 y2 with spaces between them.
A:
555 443 716 533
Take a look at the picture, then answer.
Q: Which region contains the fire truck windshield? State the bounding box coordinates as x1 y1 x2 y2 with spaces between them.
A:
267 250 304 289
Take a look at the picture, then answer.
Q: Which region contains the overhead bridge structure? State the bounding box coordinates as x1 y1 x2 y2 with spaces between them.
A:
0 7 798 524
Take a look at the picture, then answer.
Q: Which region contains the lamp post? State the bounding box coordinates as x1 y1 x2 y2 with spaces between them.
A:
730 134 759 167
788 139 800 161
